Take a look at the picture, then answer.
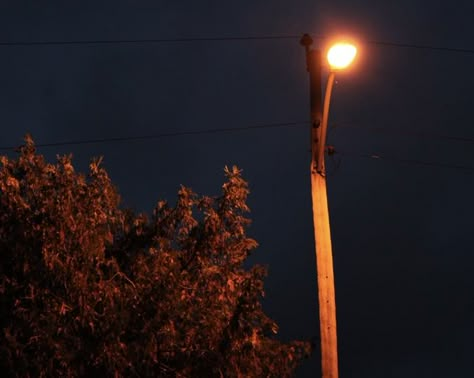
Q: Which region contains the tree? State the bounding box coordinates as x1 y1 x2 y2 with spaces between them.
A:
0 135 311 377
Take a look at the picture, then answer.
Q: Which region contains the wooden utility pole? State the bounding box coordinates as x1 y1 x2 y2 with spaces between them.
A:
300 34 339 378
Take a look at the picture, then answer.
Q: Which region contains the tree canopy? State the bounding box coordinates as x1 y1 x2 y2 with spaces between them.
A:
0 135 311 377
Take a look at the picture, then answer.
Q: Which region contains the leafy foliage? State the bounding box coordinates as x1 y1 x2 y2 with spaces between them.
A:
0 135 311 377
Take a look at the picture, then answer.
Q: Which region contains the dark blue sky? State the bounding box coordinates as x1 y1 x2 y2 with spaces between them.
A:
1 1 474 377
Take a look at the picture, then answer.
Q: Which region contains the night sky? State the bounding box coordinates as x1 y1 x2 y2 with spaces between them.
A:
2 2 474 377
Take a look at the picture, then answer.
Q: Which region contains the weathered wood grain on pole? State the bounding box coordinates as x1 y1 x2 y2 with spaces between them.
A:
311 171 338 378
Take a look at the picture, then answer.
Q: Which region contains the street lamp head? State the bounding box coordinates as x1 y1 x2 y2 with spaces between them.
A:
327 42 357 70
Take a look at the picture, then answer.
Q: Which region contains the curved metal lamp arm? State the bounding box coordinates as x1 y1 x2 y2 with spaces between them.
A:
317 71 336 175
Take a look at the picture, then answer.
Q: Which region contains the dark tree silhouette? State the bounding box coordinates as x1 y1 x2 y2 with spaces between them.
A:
0 135 311 377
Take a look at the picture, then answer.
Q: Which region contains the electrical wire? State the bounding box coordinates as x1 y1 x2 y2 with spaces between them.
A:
0 121 309 151
2 120 474 174
367 39 474 55
339 151 474 173
332 123 474 144
330 124 474 172
1 34 474 55
0 35 301 47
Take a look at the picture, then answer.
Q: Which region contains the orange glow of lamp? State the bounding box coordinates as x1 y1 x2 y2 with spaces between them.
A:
327 43 357 70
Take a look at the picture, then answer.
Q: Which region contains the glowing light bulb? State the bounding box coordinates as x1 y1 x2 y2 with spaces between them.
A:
327 43 357 70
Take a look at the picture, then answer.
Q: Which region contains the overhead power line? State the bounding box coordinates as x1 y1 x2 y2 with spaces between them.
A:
0 35 301 47
0 121 309 151
367 39 474 55
341 151 474 173
332 123 474 144
4 121 474 152
1 34 474 55
2 120 474 174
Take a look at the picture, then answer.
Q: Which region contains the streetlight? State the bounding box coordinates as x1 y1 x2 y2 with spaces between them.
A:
318 42 357 173
300 34 357 378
